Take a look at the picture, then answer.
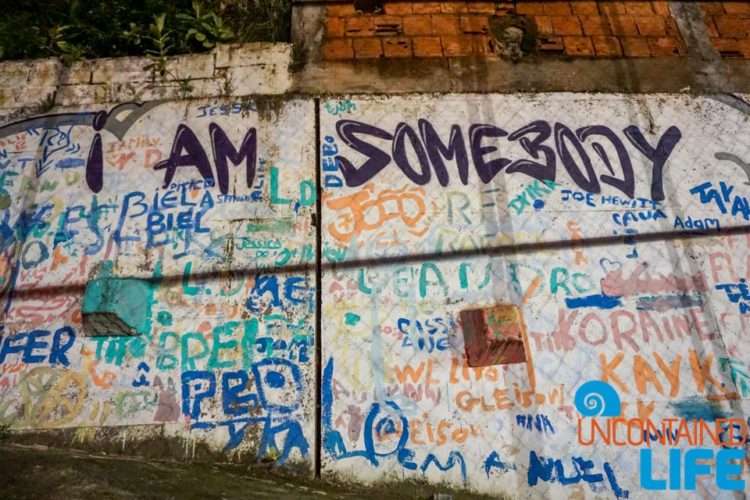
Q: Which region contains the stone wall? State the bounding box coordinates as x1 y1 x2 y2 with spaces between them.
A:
0 43 292 119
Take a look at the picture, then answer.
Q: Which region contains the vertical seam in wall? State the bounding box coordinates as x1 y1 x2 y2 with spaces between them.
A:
313 96 322 479
668 1 732 92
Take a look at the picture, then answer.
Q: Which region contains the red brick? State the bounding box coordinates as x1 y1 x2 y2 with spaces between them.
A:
551 16 582 35
413 36 443 56
700 2 725 16
467 2 495 14
651 2 671 17
537 35 565 53
705 18 719 37
738 39 750 57
635 16 666 36
475 35 494 54
384 2 413 15
620 37 651 56
403 15 434 35
323 39 354 60
327 17 346 38
383 36 413 57
353 38 383 58
723 2 750 15
648 37 684 56
440 2 467 14
413 2 442 14
432 14 461 34
460 15 489 34
544 1 572 15
496 2 515 15
714 17 750 37
625 1 653 15
600 2 628 15
563 35 595 55
592 35 622 56
571 1 598 15
346 17 375 37
327 4 356 17
664 17 680 36
581 16 612 35
442 34 476 55
372 15 404 35
712 37 744 56
534 16 554 35
607 14 639 36
371 15 403 24
516 2 545 15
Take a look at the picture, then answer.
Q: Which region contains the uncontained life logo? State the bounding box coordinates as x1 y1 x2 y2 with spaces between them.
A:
574 380 748 491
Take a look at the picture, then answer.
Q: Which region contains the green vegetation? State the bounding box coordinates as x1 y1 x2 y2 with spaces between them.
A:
0 0 291 64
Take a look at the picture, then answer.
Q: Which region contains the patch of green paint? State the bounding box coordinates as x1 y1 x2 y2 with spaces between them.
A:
208 322 239 370
182 261 201 296
344 313 360 325
246 219 294 233
157 311 173 326
104 337 128 365
241 318 259 370
156 331 179 370
270 166 292 205
128 336 148 358
181 332 209 371
82 275 155 336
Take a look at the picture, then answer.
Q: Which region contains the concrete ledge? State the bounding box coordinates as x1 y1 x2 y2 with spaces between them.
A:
215 42 292 69
291 56 750 94
6 44 750 111
0 58 62 89
0 42 293 110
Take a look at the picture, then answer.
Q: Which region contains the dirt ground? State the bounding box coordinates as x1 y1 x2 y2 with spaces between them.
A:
0 443 495 499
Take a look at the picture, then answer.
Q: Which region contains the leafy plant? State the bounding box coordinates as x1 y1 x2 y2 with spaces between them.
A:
48 25 84 64
121 22 145 49
0 424 11 441
144 14 174 80
0 1 292 63
263 445 282 463
179 1 234 50
224 0 292 43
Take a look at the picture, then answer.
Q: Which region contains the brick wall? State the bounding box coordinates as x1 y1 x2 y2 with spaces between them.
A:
702 2 750 58
323 1 685 60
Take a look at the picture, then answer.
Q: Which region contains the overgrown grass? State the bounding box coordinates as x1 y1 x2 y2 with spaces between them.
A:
0 0 291 64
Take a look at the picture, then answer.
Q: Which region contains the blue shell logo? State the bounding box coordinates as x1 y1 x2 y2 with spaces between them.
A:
574 380 621 417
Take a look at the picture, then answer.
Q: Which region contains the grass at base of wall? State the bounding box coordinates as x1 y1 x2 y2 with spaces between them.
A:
0 443 501 500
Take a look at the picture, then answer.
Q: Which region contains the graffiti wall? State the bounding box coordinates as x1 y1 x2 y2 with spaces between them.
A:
3 91 750 496
320 94 750 497
0 98 317 471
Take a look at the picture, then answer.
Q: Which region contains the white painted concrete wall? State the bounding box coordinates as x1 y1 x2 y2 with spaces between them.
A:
0 97 317 472
2 88 750 497
320 94 750 498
